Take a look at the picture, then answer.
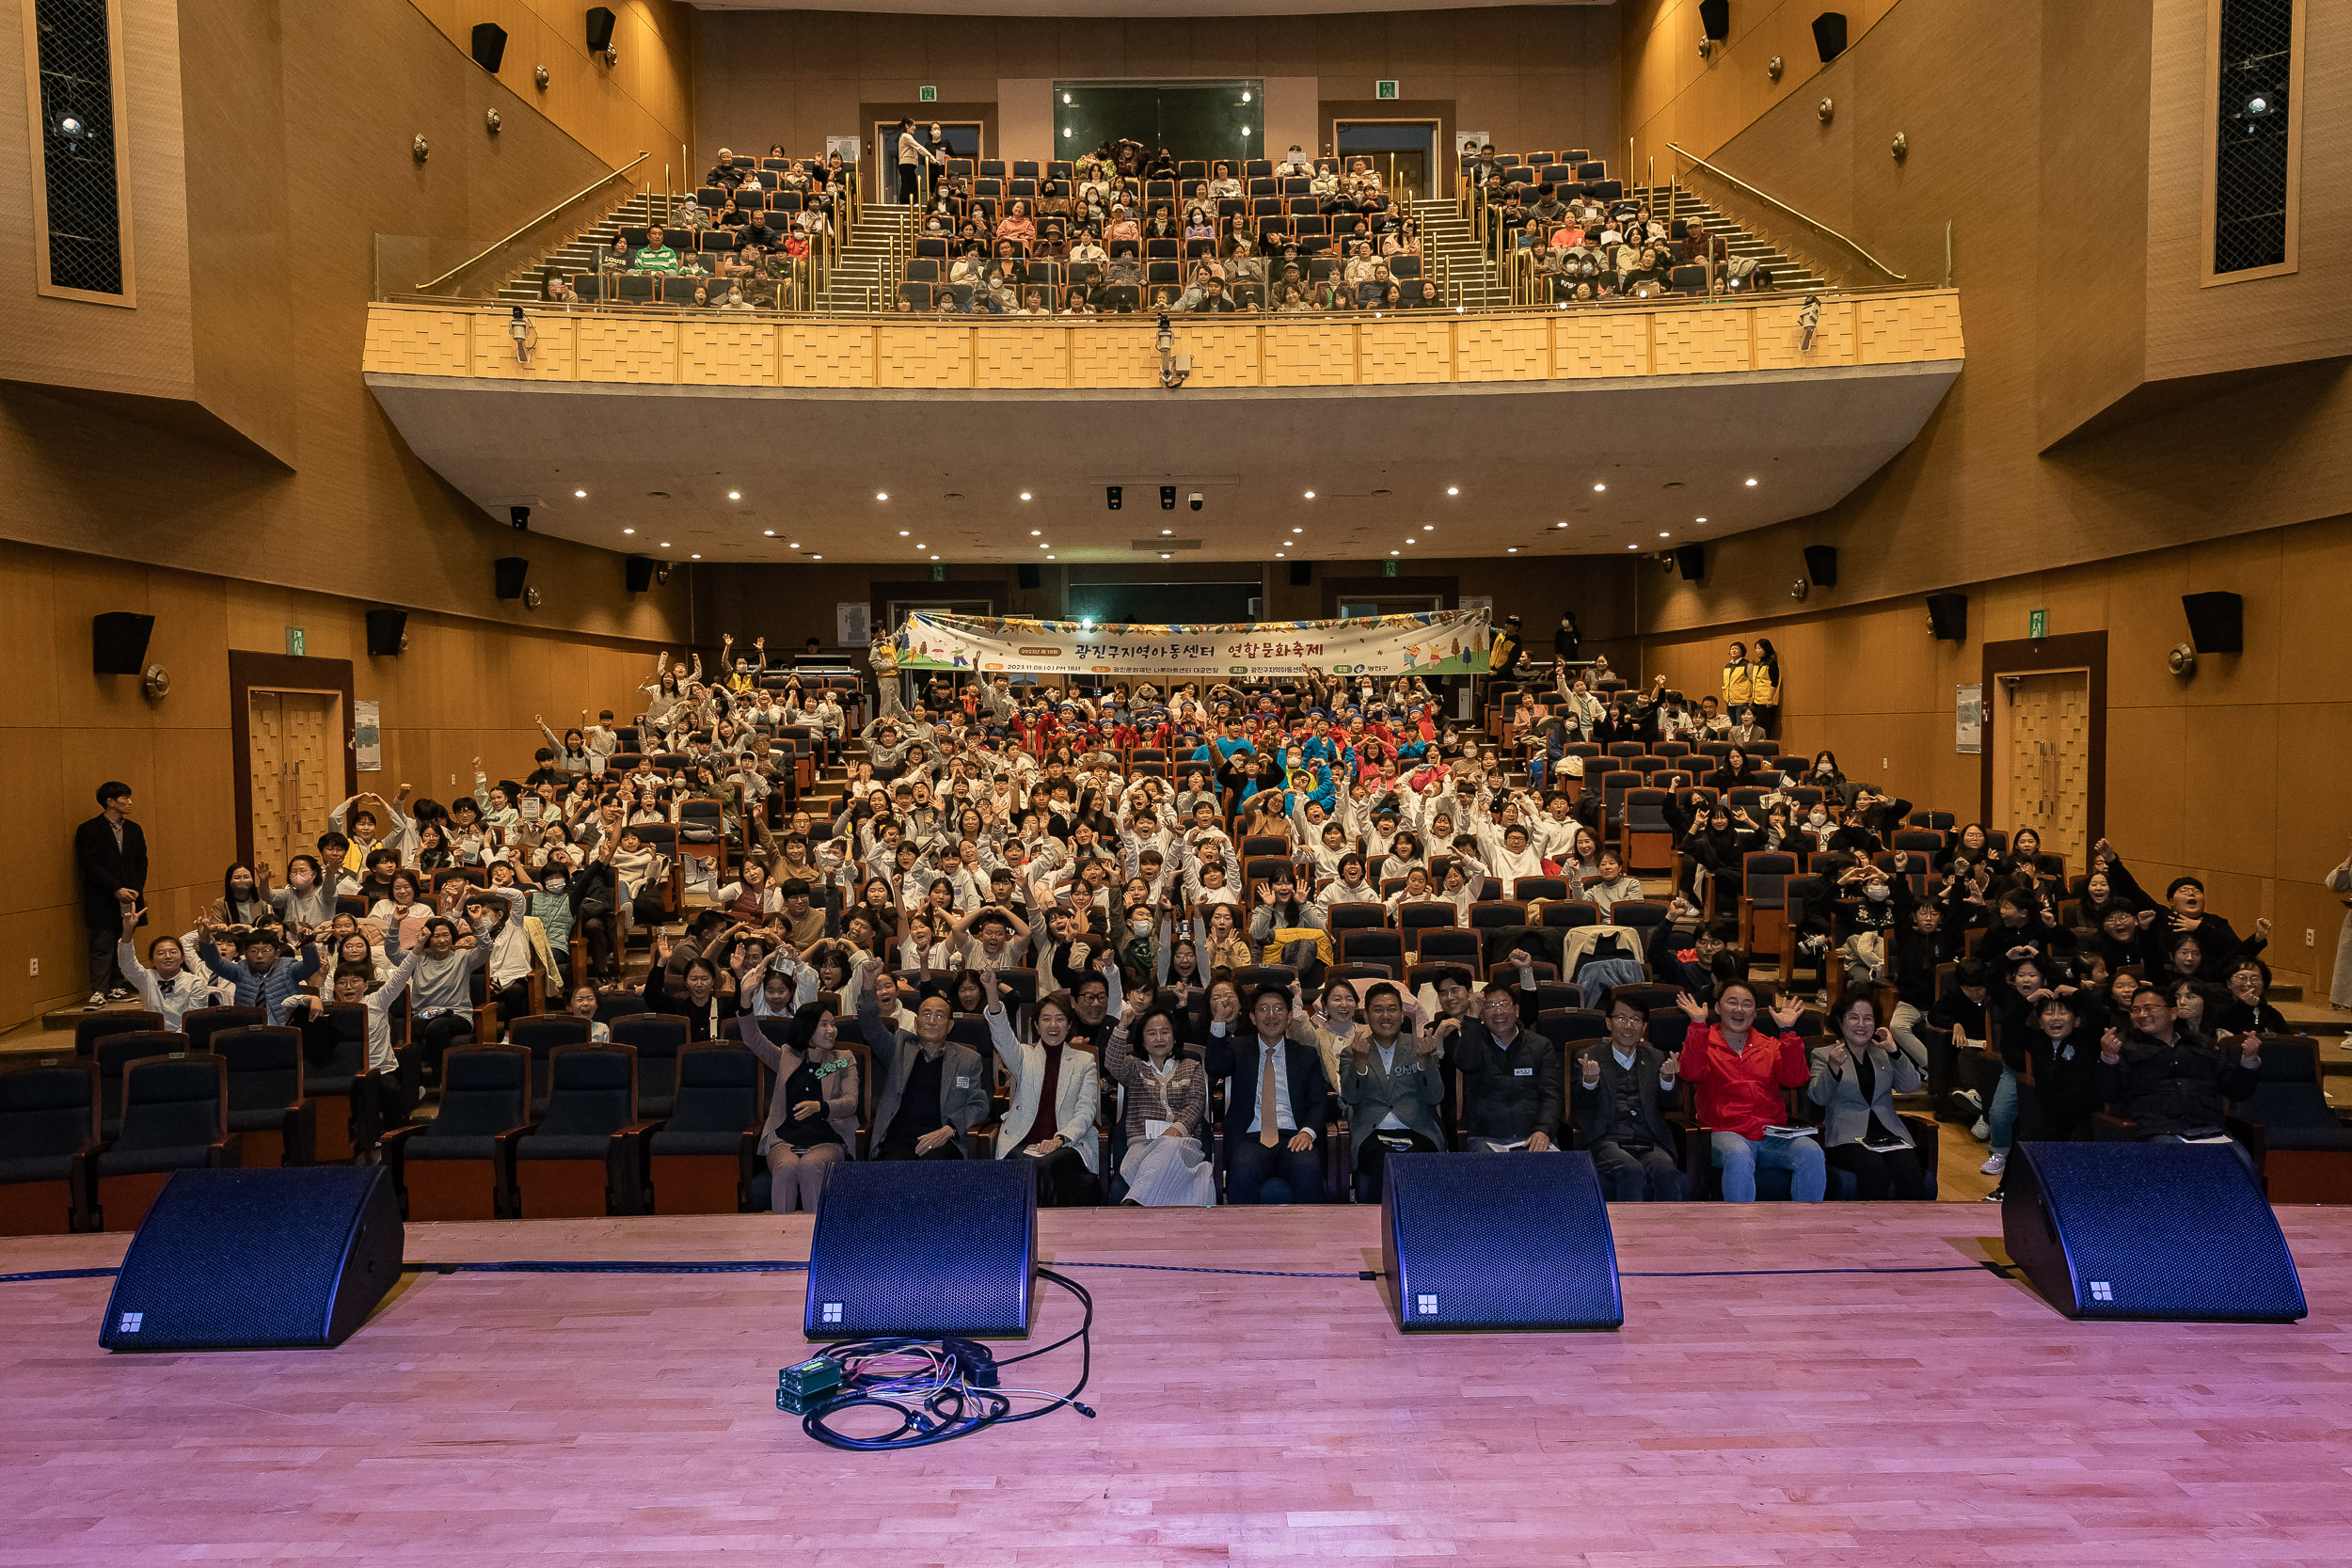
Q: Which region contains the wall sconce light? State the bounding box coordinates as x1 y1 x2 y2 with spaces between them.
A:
534 64 549 89
485 108 502 134
1817 98 1835 123
412 133 430 162
1891 131 1909 160
1768 55 1785 80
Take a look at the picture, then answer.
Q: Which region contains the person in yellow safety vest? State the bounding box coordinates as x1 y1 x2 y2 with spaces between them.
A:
1486 614 1524 677
1723 641 1756 713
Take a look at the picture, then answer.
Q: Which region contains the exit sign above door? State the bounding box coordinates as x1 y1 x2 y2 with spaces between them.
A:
1376 80 1399 100
918 85 937 103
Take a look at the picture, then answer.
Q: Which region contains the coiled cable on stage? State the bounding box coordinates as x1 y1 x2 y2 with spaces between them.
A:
792 1267 1096 1450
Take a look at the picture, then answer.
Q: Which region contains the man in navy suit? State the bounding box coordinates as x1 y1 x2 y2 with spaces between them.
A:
1204 985 1332 1203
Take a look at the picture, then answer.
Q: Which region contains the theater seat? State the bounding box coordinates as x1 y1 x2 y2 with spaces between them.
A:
513 1045 653 1218
97 1053 233 1232
382 1046 532 1221
215 1025 316 1168
2230 1037 2352 1204
649 1043 763 1214
610 1013 690 1118
0 1059 102 1235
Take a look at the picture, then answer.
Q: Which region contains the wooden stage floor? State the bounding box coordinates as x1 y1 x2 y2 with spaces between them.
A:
6 1205 2352 1566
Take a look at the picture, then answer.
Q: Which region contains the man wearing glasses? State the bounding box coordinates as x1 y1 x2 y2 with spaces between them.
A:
2095 982 2263 1162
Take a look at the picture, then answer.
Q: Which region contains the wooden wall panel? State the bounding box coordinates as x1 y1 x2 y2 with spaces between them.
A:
1751 299 1854 371
469 311 580 382
680 321 777 387
1262 322 1355 388
1651 307 1751 376
877 325 973 388
1455 317 1550 381
1066 326 1160 388
1357 320 1453 385
973 325 1069 388
576 318 678 381
777 323 876 387
1181 324 1264 389
364 309 471 377
1554 312 1650 378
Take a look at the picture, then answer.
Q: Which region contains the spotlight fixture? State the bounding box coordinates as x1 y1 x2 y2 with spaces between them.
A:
1818 98 1835 122
1891 131 1909 161
1768 54 1785 80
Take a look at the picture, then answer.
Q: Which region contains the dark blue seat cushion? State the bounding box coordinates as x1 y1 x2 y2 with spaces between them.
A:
650 1129 744 1157
0 1153 78 1183
516 1133 619 1161
98 1144 216 1176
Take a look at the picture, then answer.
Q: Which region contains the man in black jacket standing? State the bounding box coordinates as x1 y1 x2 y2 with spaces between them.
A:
75 781 147 1010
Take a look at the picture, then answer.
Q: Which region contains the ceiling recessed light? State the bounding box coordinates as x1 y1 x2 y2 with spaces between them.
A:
659 541 670 547
1030 529 1041 536
898 530 910 536
1038 542 1049 548
876 492 888 500
1422 524 1434 531
1506 547 1518 553
573 488 586 498
1304 490 1315 499
1276 552 1284 558
788 542 799 548
916 543 927 549
1389 549 1400 556
1553 522 1567 529
764 530 776 536
1446 486 1459 497
1019 491 1032 500
1695 515 1708 523
1660 531 1671 538
1159 552 1170 559
930 555 940 561
1592 483 1606 492
811 553 822 560
1046 554 1055 560
691 553 701 559
1744 478 1758 486
622 528 635 534
727 490 741 501
1291 527 1302 533
1626 543 1637 549
1160 528 1172 535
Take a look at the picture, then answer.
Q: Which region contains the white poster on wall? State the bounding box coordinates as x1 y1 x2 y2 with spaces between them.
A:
1455 131 1489 159
825 135 861 165
353 700 382 772
1955 683 1983 754
835 601 871 649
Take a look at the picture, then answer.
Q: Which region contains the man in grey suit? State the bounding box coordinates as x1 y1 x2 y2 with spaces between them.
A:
858 959 989 1159
1338 982 1446 1202
1572 995 1688 1200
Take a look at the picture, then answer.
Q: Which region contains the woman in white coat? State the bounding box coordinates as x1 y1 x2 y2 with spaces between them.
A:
981 968 1104 1206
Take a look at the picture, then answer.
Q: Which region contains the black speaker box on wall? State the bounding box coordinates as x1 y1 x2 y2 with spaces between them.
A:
91 611 154 675
1698 0 1731 40
469 22 507 71
2003 1142 2303 1322
1289 561 1311 587
1016 563 1042 590
493 557 529 600
1382 1152 1622 1331
803 1161 1036 1340
1811 9 1849 60
99 1167 405 1351
624 555 656 593
1674 544 1706 581
584 6 616 52
1926 591 1968 641
1803 544 1838 588
2181 591 2244 654
363 609 407 657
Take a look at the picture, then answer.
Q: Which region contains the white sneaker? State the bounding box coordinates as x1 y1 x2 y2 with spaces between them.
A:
1969 1117 1990 1141
84 991 106 1010
1980 1150 2007 1176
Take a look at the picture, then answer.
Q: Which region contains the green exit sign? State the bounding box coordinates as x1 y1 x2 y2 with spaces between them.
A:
930 562 946 582
1376 80 1399 100
918 85 937 103
286 626 306 657
2028 608 2047 638
1383 558 1399 578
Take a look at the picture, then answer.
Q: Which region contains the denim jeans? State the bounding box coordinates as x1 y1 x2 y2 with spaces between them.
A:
1988 1065 2019 1153
1711 1129 1827 1202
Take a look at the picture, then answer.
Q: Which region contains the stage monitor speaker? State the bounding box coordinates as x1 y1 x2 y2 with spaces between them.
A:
625 554 656 593
469 22 507 71
1926 591 1968 641
1381 1151 1622 1332
91 611 154 675
1698 0 1730 40
1803 544 1838 588
2181 591 2244 654
1016 562 1041 590
584 5 616 52
2003 1142 2303 1323
493 556 529 600
1289 561 1311 587
364 608 407 657
1811 9 1848 60
803 1159 1035 1340
100 1167 404 1351
1674 544 1706 582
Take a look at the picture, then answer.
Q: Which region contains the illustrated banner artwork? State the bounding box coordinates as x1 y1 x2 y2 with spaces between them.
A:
1955 683 1982 754
896 609 1492 678
353 700 382 772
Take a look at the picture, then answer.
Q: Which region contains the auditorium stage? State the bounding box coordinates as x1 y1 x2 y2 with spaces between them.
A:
6 1206 2350 1566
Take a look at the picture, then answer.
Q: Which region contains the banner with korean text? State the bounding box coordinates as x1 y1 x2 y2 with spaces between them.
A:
895 609 1491 679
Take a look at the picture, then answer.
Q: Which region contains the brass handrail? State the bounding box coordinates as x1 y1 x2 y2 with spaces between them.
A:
414 150 652 292
1668 142 1906 281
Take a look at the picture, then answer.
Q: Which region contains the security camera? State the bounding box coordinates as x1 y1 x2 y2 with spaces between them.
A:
509 504 531 531
1188 492 1203 512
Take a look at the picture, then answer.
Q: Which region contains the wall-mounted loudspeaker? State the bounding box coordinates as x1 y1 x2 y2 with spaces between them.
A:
1016 563 1041 590
1811 10 1848 61
1698 0 1731 40
469 22 507 72
363 609 408 657
1803 544 1838 588
92 612 155 675
1674 544 1706 581
583 6 616 53
2180 591 2244 655
1926 591 1968 641
1288 562 1311 587
493 557 529 601
624 555 656 593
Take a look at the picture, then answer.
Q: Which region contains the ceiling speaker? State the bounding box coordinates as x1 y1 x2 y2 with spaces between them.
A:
1289 562 1311 587
625 555 656 593
493 557 529 601
1698 0 1730 40
469 22 507 72
1803 544 1838 588
364 609 408 657
1926 592 1968 641
1674 544 1706 581
584 6 616 53
93 612 154 676
1812 10 1849 61
2180 591 2243 654
1016 563 1041 590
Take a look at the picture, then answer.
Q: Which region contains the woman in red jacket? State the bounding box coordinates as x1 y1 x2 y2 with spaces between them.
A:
1676 981 1826 1201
